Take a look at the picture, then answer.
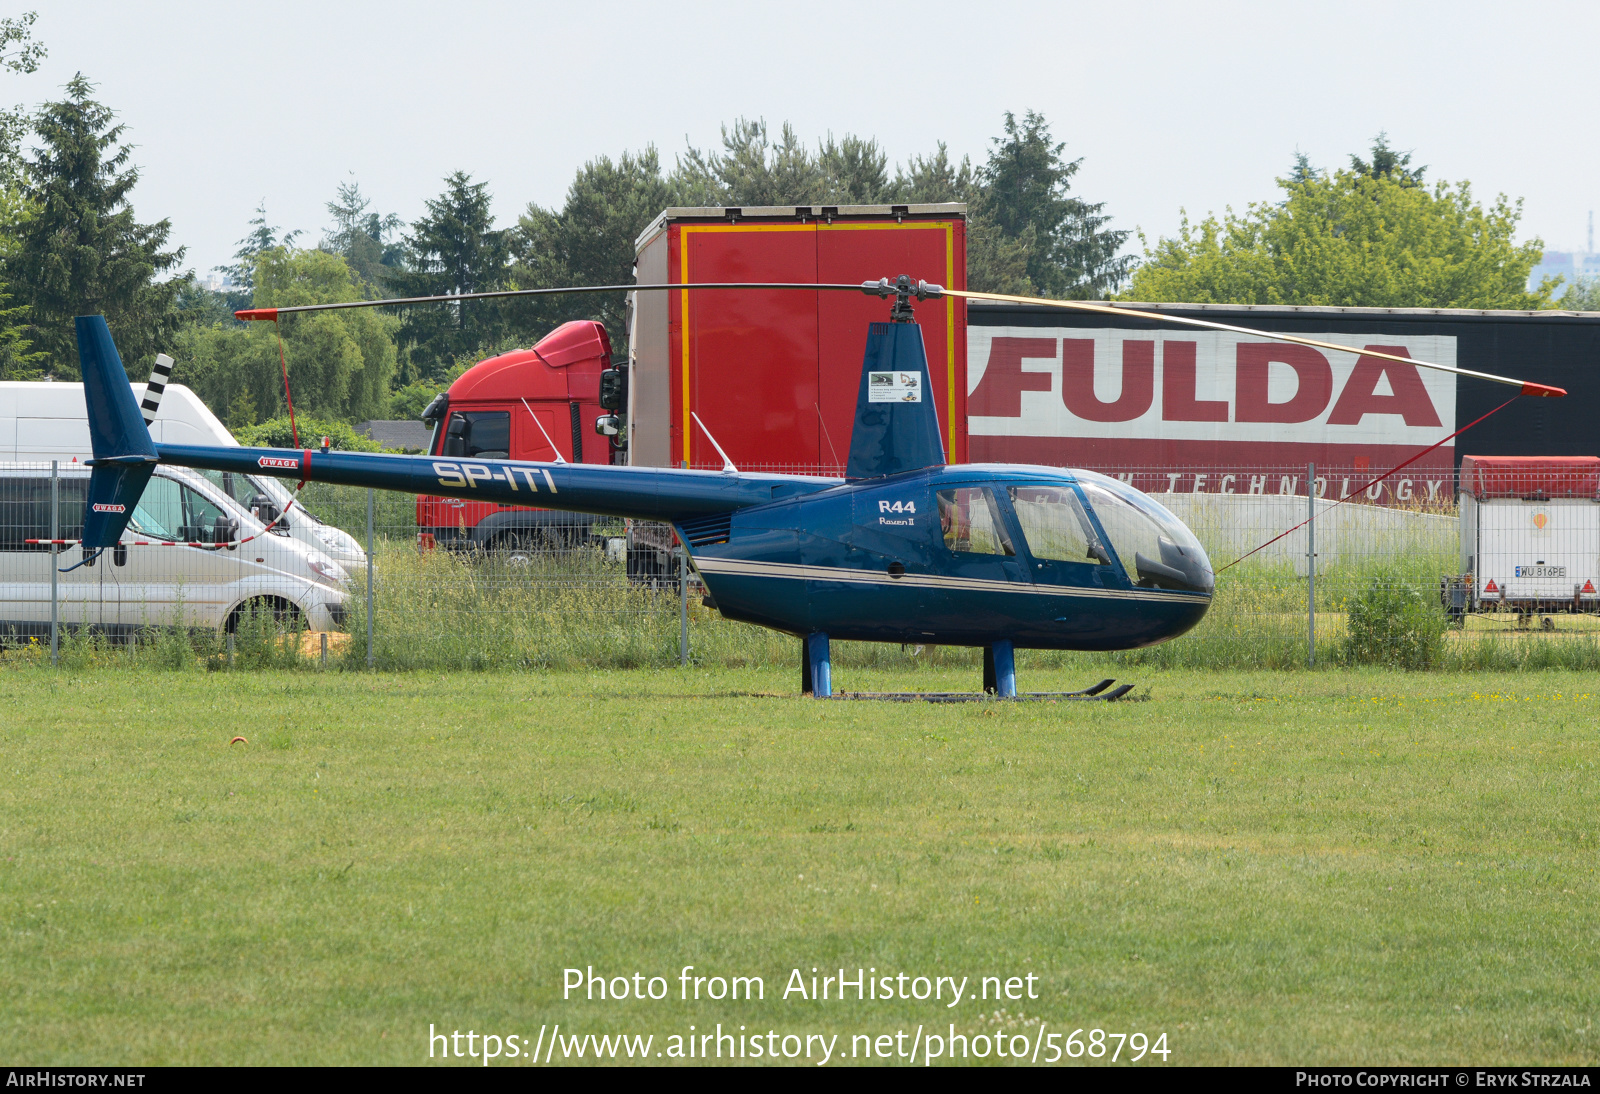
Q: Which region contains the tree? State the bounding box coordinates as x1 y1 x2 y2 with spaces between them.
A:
217 201 299 294
321 175 402 290
1350 131 1425 187
1124 160 1554 309
174 248 396 425
677 119 826 206
7 75 187 379
0 11 45 185
386 171 510 379
0 283 42 379
511 147 678 347
0 12 44 375
676 119 902 208
974 110 1134 298
818 134 892 204
1557 277 1600 312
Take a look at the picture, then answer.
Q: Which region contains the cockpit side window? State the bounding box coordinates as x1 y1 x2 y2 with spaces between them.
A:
937 487 1015 556
1007 485 1109 565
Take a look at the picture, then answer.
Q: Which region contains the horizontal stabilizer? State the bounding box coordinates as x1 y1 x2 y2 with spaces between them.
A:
82 463 154 547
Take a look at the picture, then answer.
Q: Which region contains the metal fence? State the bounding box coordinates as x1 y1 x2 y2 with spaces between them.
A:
2 459 1596 673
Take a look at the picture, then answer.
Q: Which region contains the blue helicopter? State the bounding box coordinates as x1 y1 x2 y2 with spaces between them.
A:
72 276 1553 699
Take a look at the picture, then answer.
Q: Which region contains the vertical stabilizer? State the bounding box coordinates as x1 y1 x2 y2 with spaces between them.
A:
77 315 157 547
845 322 945 480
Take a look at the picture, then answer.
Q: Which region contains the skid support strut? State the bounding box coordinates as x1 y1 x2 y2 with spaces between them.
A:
802 632 832 698
983 641 1017 698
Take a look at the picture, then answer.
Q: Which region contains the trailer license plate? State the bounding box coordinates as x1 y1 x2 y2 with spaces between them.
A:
1515 564 1567 578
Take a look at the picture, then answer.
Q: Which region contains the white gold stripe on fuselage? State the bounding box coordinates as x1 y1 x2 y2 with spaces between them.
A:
693 556 1211 604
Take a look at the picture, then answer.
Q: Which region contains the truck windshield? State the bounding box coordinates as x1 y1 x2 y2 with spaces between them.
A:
443 411 510 460
1073 470 1214 594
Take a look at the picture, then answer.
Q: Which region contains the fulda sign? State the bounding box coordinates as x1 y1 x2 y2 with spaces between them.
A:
967 327 1457 476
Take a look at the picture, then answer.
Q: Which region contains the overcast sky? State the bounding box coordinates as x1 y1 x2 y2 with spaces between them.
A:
11 0 1596 278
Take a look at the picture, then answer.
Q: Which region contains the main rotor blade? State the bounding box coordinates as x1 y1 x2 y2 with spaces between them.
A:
234 282 867 322
940 288 1566 397
235 277 1565 398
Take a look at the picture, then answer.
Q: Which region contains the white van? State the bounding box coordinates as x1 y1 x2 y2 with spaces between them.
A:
0 381 367 569
0 462 348 638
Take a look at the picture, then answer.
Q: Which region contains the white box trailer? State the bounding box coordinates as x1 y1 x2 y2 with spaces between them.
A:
1457 455 1600 616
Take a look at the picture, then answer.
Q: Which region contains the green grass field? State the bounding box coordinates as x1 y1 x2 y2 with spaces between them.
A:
2 663 1597 1066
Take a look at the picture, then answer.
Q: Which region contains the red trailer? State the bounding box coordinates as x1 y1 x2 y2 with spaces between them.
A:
416 319 613 553
628 204 968 474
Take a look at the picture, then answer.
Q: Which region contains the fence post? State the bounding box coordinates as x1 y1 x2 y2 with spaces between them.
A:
678 545 689 667
50 460 58 667
365 488 375 668
1307 461 1316 669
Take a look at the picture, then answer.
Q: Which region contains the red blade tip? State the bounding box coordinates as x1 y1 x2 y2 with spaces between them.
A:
234 308 279 322
1521 382 1566 398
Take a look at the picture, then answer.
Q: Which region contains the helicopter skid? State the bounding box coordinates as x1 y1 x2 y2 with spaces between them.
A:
828 679 1136 703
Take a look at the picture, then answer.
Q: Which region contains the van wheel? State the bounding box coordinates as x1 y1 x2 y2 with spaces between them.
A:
226 596 302 634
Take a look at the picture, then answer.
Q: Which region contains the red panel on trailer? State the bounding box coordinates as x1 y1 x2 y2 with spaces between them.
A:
816 221 965 466
673 224 818 471
1460 454 1600 499
639 205 967 474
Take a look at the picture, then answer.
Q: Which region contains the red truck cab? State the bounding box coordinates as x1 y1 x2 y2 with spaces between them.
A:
417 320 614 552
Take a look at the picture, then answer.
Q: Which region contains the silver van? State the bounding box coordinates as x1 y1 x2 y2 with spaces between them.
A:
0 380 366 570
0 463 349 639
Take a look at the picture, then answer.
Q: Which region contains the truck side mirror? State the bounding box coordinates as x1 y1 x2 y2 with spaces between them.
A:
594 414 621 437
421 392 448 427
598 368 626 411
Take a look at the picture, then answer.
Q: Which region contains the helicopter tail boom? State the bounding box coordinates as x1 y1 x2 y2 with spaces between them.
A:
154 442 822 524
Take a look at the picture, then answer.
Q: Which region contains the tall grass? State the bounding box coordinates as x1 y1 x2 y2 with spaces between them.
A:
9 483 1598 675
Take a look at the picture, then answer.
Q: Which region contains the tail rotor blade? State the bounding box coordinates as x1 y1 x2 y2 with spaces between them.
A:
141 352 174 426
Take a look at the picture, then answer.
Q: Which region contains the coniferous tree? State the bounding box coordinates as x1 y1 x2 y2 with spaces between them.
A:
321 176 403 290
387 171 510 379
1350 132 1426 187
218 201 299 294
511 148 677 347
975 110 1134 298
7 75 187 379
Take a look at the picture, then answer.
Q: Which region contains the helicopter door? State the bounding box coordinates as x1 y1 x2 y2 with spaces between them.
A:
928 486 1030 636
1006 484 1114 588
1004 483 1130 641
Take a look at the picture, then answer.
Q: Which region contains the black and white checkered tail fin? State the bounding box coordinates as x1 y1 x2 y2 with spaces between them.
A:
140 353 173 426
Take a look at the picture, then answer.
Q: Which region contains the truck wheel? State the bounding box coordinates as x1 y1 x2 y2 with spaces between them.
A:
491 533 538 566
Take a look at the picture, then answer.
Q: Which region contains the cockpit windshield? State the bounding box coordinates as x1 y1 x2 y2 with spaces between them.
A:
1072 470 1214 594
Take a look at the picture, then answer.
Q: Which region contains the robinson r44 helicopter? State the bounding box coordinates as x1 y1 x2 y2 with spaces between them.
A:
71 276 1561 699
